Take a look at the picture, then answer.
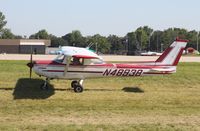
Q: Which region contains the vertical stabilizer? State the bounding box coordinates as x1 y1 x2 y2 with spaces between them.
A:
155 38 188 66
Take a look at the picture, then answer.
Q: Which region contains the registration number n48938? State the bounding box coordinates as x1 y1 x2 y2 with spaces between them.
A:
103 69 143 76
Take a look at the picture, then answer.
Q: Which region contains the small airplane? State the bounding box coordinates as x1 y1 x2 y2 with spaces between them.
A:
27 38 188 93
141 51 162 56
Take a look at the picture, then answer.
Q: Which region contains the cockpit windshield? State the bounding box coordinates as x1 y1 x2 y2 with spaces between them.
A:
54 55 66 64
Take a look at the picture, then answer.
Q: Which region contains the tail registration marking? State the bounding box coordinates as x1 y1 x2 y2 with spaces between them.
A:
103 69 143 76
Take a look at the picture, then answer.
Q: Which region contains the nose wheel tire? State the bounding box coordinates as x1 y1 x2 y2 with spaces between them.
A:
74 85 83 93
71 81 78 88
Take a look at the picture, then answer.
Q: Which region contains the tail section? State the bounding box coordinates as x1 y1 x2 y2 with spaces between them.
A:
155 38 188 66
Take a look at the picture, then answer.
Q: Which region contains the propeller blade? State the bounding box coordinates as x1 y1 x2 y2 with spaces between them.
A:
27 61 34 79
28 46 33 79
30 52 33 64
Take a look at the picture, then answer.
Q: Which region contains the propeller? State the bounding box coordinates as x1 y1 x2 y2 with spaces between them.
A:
26 47 34 79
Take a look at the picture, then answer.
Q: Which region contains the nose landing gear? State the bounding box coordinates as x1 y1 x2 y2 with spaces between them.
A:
40 78 50 90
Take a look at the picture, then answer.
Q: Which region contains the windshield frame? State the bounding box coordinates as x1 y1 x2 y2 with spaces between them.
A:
54 54 66 64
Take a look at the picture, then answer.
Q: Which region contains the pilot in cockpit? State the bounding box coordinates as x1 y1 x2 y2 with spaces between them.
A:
71 57 82 65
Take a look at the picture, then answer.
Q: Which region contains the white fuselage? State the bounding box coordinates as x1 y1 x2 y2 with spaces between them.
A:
33 60 176 80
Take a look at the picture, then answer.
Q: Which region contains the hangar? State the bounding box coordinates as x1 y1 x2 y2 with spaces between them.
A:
0 39 50 54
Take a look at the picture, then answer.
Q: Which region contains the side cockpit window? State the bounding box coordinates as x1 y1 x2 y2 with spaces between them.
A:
70 57 83 65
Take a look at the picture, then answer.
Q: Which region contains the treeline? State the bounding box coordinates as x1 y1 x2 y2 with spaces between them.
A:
0 11 199 54
13 28 200 55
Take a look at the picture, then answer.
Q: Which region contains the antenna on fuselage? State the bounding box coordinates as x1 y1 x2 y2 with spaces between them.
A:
86 42 98 53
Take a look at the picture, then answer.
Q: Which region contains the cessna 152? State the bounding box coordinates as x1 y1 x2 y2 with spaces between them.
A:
27 38 188 93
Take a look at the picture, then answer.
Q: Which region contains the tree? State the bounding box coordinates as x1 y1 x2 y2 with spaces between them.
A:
50 35 68 47
151 31 163 52
143 26 153 51
62 30 86 47
135 27 149 51
29 29 50 39
173 28 188 39
126 32 139 55
186 30 198 48
143 26 153 36
14 35 23 39
0 28 15 39
107 35 124 54
51 37 68 47
0 11 21 39
0 11 7 32
86 34 111 54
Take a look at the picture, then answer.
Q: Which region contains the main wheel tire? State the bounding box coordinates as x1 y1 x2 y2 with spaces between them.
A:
40 83 49 90
74 85 83 93
71 81 78 88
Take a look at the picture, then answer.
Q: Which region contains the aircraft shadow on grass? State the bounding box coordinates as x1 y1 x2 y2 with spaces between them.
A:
49 87 144 93
13 78 55 100
122 87 144 93
11 78 144 99
84 87 144 93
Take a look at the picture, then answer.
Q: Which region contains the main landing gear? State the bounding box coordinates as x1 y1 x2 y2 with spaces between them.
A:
40 78 84 93
71 80 84 93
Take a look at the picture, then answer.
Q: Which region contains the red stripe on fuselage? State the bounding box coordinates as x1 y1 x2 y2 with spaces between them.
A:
44 70 64 72
143 72 171 75
43 70 103 73
115 64 170 69
121 61 155 64
35 60 173 69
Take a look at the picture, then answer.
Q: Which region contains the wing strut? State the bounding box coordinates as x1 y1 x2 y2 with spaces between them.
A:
63 56 71 76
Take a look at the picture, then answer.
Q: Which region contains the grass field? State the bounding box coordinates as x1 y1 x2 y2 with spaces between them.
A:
0 61 200 131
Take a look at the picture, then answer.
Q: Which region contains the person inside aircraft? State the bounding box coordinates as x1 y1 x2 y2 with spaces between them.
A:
71 57 83 65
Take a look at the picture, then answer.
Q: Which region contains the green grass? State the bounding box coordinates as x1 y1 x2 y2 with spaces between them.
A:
0 61 200 130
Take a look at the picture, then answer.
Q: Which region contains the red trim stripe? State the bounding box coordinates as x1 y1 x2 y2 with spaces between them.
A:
68 71 103 73
143 72 172 75
116 64 170 69
44 70 64 72
81 64 114 67
43 70 103 73
124 61 155 63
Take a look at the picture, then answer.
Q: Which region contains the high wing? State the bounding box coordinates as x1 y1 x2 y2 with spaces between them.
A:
61 46 102 59
55 46 103 76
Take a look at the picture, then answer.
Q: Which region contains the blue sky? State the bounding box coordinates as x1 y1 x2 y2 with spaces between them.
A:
0 0 200 37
